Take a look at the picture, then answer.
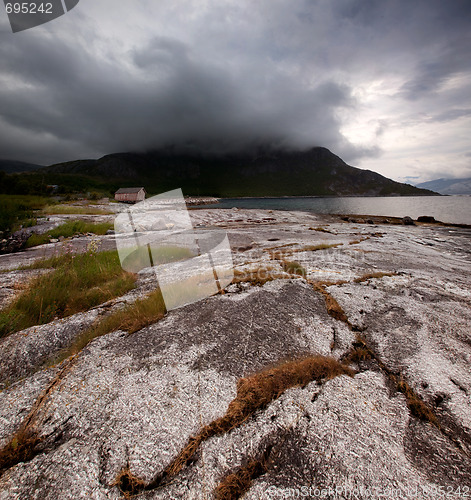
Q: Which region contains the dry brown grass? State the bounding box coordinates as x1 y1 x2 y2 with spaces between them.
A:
215 447 272 500
267 248 300 261
231 261 308 287
116 355 354 495
346 347 372 363
0 428 41 473
231 267 285 286
349 237 369 245
232 265 396 293
280 260 306 277
114 468 147 499
48 288 167 367
0 358 76 475
165 356 353 478
264 243 297 252
348 336 438 426
298 243 341 252
88 287 166 336
309 272 398 327
311 283 350 324
311 278 347 288
353 272 396 283
324 293 348 323
396 378 438 425
308 226 332 233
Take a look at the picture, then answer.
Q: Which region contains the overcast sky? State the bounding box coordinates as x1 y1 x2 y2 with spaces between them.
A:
1 0 470 182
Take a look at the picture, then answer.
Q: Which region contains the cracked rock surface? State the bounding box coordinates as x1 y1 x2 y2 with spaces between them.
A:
0 208 470 499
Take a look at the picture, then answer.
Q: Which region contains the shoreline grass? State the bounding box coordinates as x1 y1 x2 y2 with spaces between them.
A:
0 195 50 235
25 220 113 248
0 250 136 338
120 245 195 273
42 204 113 215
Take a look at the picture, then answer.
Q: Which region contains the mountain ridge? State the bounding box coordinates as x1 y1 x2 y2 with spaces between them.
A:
416 177 471 195
0 159 44 174
39 147 436 197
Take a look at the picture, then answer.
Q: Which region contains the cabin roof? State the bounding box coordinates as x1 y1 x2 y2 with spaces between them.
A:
115 187 146 194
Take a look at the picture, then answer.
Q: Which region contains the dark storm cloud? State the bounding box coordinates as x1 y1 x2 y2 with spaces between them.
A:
130 36 356 154
0 15 356 163
0 0 470 169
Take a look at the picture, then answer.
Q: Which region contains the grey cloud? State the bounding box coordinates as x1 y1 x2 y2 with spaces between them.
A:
375 120 388 138
0 0 470 169
392 1 471 100
0 26 359 163
431 109 471 123
338 142 382 163
133 36 189 69
399 41 471 100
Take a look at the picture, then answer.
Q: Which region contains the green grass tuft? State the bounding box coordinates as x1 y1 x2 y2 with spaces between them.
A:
0 195 50 234
0 250 136 338
50 288 167 366
121 245 195 273
42 204 113 215
26 221 113 248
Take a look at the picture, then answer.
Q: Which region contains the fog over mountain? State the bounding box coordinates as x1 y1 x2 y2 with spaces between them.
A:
0 0 470 182
416 178 471 195
42 146 436 197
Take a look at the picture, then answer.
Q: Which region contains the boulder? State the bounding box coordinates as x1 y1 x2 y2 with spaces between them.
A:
417 215 436 223
402 216 415 225
0 232 29 254
149 218 167 231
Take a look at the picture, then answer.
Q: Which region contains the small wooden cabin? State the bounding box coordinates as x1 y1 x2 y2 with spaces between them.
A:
114 187 146 203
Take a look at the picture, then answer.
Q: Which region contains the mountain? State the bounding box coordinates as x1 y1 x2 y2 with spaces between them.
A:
0 159 44 173
41 147 436 197
416 178 471 195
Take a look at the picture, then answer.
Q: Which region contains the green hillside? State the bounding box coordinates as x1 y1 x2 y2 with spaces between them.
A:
3 147 437 197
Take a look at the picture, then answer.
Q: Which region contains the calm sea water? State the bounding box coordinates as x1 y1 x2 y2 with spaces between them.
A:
206 196 471 225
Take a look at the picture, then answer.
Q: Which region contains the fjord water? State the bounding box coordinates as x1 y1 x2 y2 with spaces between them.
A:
209 196 471 225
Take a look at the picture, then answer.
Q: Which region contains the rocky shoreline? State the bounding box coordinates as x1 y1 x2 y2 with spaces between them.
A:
0 206 470 498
